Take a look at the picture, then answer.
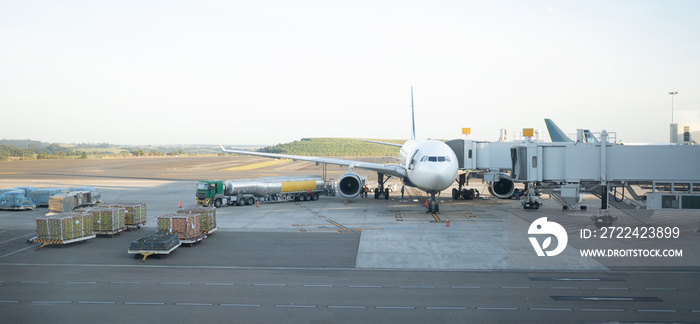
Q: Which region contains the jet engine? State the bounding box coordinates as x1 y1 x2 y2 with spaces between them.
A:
488 177 515 199
337 172 363 198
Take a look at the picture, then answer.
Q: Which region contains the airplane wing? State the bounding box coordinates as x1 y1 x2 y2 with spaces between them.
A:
219 145 407 178
359 139 404 148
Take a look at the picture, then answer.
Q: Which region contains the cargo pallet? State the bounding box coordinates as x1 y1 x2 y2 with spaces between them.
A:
33 235 96 249
128 243 181 261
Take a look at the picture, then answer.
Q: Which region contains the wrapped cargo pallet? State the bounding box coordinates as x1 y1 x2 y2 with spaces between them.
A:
49 193 77 214
157 213 201 240
76 207 126 234
177 206 216 234
103 202 147 227
0 191 36 211
130 232 179 251
35 212 94 243
29 188 69 207
69 187 101 205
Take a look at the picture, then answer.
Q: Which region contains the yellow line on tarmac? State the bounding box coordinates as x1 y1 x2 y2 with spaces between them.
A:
223 159 291 171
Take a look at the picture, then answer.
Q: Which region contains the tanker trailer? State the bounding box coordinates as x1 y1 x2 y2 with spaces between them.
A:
196 176 331 207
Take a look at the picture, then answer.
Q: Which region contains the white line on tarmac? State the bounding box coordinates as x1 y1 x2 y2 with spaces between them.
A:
275 304 317 308
0 233 35 245
582 309 624 312
0 244 40 259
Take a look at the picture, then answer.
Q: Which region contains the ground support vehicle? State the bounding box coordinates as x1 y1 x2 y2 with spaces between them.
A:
195 176 331 207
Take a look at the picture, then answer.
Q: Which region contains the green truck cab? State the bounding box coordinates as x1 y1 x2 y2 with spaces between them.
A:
196 180 225 207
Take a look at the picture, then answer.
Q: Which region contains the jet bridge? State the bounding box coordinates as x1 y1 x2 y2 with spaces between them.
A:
446 139 527 199
510 131 700 227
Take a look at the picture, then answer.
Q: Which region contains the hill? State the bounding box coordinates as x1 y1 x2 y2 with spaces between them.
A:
260 138 405 156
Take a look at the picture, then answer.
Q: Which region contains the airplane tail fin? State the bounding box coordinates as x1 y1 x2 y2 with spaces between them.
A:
411 86 416 140
544 119 573 142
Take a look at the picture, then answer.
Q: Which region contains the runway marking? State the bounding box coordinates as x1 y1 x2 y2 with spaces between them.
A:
67 281 97 284
529 308 572 311
450 286 481 289
551 296 662 302
303 284 334 287
0 233 36 245
204 283 235 286
175 303 214 306
292 202 377 233
426 306 468 310
582 308 624 312
21 281 50 284
349 285 383 288
637 309 677 313
110 281 140 284
78 301 116 304
376 306 415 309
224 159 291 171
254 283 286 287
33 301 71 304
275 304 316 308
125 301 166 305
328 305 366 309
221 304 262 307
0 244 41 259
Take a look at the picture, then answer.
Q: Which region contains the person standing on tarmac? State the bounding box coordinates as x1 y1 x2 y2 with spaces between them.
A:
401 185 405 199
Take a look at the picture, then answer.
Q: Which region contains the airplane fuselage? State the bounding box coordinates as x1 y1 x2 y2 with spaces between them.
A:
398 139 459 193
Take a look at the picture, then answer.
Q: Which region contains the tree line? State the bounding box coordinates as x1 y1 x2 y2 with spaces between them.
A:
260 138 404 156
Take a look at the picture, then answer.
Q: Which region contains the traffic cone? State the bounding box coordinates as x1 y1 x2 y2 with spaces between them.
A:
446 219 450 227
179 201 182 208
256 200 259 207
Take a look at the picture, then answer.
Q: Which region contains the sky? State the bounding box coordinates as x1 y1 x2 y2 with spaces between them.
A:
1 0 699 145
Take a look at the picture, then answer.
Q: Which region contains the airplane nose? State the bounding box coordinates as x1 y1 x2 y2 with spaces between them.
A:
413 163 456 191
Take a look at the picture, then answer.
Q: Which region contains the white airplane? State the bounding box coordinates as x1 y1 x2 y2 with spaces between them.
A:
220 87 458 212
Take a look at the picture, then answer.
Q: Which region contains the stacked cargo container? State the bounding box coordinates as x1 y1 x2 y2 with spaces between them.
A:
102 202 147 228
35 212 94 243
157 213 201 241
177 206 217 235
75 207 126 234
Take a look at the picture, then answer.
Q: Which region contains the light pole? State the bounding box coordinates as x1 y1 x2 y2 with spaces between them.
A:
669 91 678 143
669 91 678 124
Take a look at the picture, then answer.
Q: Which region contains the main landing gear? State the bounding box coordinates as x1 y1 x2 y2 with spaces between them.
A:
374 173 390 200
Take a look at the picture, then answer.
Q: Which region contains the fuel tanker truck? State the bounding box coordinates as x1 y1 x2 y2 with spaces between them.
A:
195 176 334 207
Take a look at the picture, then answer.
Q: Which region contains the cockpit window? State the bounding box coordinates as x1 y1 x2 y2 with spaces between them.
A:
420 156 451 162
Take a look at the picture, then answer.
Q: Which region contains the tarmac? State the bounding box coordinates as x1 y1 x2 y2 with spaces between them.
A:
1 156 700 323
1 156 699 271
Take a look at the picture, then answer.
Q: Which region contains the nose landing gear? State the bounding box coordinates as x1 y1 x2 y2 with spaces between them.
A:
426 191 440 213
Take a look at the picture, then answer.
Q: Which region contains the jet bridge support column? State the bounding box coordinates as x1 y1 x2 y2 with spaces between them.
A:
592 131 616 228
